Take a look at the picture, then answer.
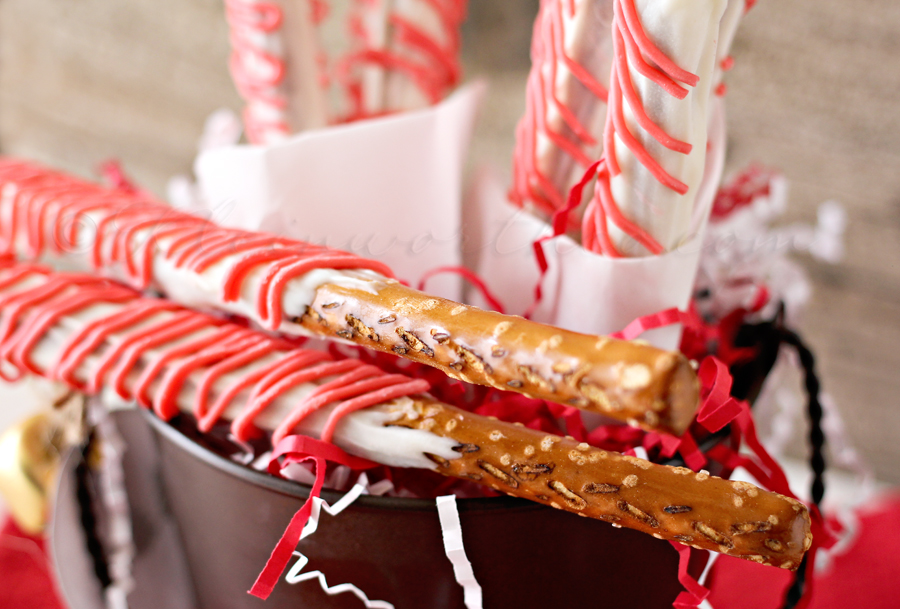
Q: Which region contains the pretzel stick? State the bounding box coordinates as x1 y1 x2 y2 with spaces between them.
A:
392 397 811 570
341 0 466 117
0 262 811 569
584 0 726 256
0 159 700 435
0 263 446 468
511 0 614 219
301 280 698 435
224 0 329 142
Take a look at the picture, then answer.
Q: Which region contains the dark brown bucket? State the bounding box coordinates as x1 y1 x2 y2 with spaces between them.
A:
142 411 703 609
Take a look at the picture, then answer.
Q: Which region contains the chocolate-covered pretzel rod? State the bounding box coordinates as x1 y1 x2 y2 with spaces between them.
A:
0 262 810 568
0 159 700 435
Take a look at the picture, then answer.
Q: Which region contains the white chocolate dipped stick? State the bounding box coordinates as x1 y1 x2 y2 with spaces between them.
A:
340 0 466 118
582 0 726 256
0 262 446 469
224 0 329 143
382 0 466 111
345 0 393 117
0 159 699 435
511 0 615 219
0 262 812 569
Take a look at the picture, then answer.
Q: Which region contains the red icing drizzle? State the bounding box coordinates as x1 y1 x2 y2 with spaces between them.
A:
339 0 467 119
224 0 291 143
0 159 395 332
0 261 429 445
581 0 701 257
511 0 611 218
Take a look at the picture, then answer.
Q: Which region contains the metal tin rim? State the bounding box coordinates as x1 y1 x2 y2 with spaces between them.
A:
142 410 539 514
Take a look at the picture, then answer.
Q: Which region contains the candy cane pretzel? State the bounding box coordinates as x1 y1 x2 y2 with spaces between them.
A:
582 0 726 256
0 261 812 569
511 0 614 220
225 0 292 143
224 0 330 143
341 0 467 118
0 262 428 450
0 158 700 435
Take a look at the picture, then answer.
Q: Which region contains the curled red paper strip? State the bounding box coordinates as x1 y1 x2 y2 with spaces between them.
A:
250 435 379 599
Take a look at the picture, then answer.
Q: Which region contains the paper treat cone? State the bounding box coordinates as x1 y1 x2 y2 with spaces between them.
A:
195 83 484 301
467 98 725 350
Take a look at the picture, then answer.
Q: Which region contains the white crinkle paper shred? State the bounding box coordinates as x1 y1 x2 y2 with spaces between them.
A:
436 495 484 609
87 401 136 609
283 473 396 609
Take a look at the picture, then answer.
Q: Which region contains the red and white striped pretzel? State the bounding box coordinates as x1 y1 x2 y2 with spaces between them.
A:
0 260 812 569
0 261 429 449
582 0 726 256
0 158 700 435
225 0 290 143
511 0 614 220
340 0 467 118
224 0 330 142
513 1 749 257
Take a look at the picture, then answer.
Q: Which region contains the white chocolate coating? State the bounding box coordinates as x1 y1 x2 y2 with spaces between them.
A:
610 0 726 254
2 273 457 471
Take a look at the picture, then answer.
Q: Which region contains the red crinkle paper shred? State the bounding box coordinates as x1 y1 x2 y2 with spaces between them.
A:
250 435 378 598
612 308 836 608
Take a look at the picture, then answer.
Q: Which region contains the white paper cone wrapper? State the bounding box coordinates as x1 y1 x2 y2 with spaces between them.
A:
195 83 485 301
468 100 725 350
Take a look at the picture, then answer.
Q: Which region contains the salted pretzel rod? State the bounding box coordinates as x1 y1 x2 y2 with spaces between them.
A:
341 0 467 118
582 0 726 256
511 0 614 219
0 158 700 435
0 262 811 568
224 0 330 142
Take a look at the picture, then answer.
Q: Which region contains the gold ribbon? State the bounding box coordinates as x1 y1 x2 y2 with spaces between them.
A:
0 394 85 534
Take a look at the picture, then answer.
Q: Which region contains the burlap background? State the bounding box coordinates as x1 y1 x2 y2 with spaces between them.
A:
0 0 897 484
